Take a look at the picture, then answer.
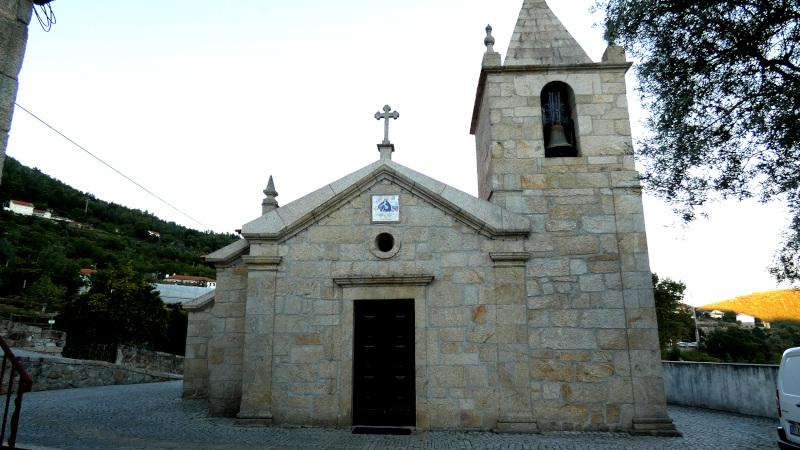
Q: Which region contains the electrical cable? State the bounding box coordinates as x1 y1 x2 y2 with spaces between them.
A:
13 103 211 231
33 2 56 32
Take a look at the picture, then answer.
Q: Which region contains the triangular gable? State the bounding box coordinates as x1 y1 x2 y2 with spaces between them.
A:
237 160 530 244
505 0 592 66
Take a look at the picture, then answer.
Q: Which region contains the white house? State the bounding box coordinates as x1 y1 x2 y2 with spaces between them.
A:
709 310 724 319
736 313 756 327
3 199 34 215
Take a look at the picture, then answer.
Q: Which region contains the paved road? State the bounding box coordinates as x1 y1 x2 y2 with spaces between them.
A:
15 381 776 449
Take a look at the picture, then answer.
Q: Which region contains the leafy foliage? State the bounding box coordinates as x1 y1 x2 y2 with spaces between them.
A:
701 289 800 323
703 323 800 364
56 264 187 361
58 263 168 359
0 157 238 314
652 273 695 351
599 0 800 282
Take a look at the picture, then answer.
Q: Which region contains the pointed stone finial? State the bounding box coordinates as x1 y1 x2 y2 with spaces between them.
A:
262 175 279 214
482 24 501 67
484 25 495 52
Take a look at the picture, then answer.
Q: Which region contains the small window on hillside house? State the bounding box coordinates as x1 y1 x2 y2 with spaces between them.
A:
541 81 579 157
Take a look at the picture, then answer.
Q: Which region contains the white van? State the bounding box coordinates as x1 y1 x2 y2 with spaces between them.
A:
778 347 800 449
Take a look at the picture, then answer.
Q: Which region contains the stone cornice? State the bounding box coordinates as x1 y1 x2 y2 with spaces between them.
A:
242 256 282 271
470 62 633 135
489 252 530 267
333 275 434 287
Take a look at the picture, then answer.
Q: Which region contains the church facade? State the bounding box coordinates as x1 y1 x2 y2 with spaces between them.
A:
183 0 678 435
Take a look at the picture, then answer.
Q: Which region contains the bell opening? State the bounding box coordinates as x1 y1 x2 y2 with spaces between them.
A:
541 82 579 158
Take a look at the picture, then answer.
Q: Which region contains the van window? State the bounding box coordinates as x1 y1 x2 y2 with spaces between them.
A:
784 356 800 396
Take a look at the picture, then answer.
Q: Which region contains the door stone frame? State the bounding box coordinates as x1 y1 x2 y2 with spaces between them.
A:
333 275 433 429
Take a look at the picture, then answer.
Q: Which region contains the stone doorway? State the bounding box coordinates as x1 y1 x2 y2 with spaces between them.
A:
352 299 415 427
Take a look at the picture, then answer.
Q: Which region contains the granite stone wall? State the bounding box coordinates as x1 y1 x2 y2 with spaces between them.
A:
205 262 246 415
12 350 180 392
469 46 669 431
0 319 66 355
0 0 33 185
116 345 183 376
182 301 212 399
189 10 673 434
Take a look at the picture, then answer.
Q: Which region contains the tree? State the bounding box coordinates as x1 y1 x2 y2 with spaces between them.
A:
58 262 168 360
721 311 738 323
652 273 695 351
23 275 65 313
598 0 800 283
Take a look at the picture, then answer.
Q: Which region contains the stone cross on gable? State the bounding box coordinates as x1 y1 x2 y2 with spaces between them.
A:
374 105 399 145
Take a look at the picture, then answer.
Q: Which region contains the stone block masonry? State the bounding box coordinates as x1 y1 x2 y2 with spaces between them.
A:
0 0 33 186
186 0 676 435
9 349 180 392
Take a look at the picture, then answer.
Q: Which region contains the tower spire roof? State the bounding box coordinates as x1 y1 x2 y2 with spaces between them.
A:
504 0 592 66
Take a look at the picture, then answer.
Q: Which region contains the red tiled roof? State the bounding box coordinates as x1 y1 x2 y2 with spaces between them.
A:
11 200 33 207
80 269 97 275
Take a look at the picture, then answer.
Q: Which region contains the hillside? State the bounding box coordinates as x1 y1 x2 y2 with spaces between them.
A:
700 289 800 323
0 156 239 315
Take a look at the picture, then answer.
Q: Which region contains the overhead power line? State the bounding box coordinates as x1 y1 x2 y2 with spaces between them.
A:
13 103 211 231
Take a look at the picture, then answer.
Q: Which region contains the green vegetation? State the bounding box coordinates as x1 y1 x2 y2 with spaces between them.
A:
598 0 800 283
0 156 238 316
702 323 800 365
652 273 694 352
0 157 235 355
58 263 186 360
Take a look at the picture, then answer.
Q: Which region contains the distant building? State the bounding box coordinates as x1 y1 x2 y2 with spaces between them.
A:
708 310 724 319
162 274 216 288
32 208 51 219
154 283 214 305
78 268 97 294
3 199 34 215
736 313 756 328
4 199 71 223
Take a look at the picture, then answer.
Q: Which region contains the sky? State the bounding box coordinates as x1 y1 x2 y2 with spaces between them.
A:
6 0 792 305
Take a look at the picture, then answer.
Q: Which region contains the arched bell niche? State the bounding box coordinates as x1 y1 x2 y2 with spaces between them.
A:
541 81 579 157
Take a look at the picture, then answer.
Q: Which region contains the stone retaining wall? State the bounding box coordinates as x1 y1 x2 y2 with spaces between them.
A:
116 345 183 375
14 350 180 392
0 319 66 355
662 361 779 418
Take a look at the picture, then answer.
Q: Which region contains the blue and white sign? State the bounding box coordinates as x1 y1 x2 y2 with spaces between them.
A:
372 195 400 222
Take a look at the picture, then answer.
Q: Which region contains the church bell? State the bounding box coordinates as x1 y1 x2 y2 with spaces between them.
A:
543 87 578 157
545 123 572 151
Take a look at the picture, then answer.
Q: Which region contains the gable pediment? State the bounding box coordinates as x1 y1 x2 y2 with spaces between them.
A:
238 160 529 244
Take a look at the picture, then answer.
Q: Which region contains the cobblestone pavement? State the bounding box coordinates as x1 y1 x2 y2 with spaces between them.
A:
16 381 775 449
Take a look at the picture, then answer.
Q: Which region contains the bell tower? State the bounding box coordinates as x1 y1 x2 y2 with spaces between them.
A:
471 0 679 435
471 0 632 207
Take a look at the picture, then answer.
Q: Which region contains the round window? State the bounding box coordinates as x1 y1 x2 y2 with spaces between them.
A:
375 232 395 252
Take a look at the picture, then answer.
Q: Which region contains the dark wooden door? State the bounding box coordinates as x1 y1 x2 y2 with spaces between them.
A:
353 299 415 427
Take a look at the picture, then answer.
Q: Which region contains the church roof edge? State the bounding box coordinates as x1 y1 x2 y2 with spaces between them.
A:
204 238 249 265
239 160 530 242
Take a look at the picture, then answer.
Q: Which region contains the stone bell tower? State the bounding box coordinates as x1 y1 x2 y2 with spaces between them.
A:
470 0 679 434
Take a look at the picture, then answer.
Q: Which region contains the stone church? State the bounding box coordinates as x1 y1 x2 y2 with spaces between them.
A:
183 0 678 435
